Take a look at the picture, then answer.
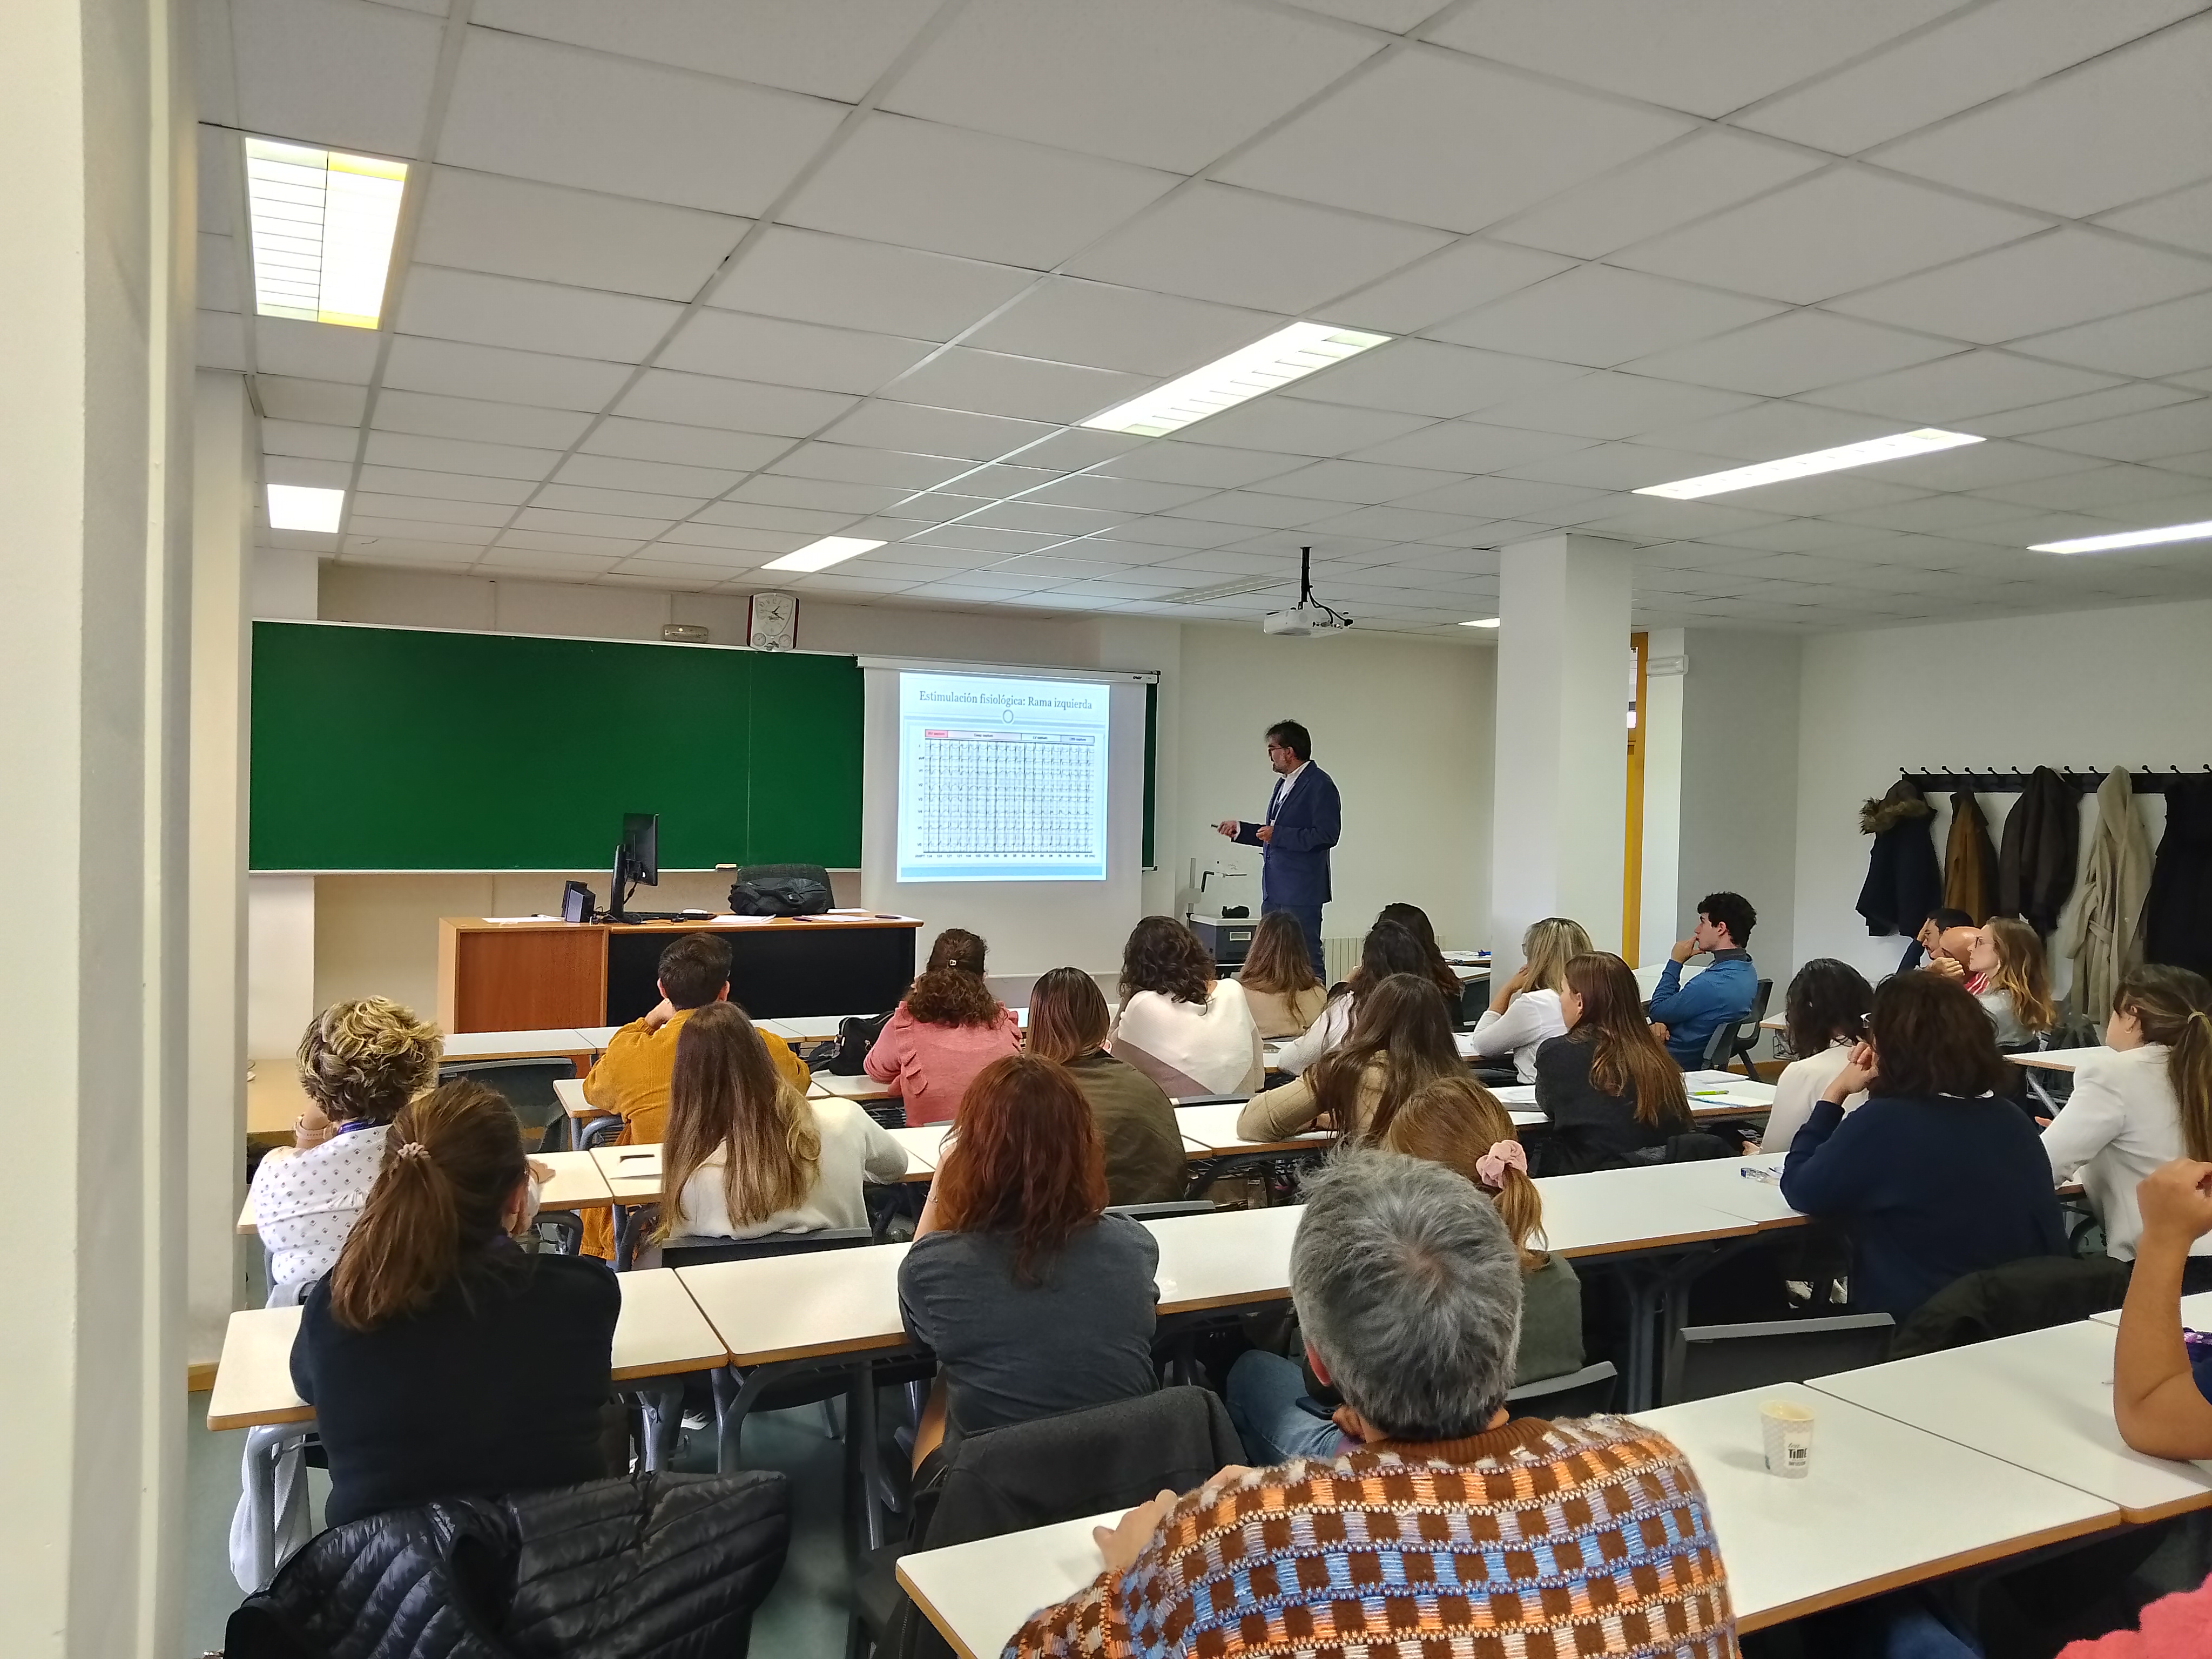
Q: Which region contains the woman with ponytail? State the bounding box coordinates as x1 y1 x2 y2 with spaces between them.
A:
2044 965 2212 1263
291 1080 618 1528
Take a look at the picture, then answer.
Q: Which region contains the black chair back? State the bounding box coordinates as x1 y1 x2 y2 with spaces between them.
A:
1667 1313 1895 1403
1893 1255 2132 1358
1105 1201 1217 1222
1506 1360 1617 1420
438 1057 574 1149
660 1228 874 1269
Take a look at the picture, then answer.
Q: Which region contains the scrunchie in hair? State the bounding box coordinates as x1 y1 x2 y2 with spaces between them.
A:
1474 1138 1527 1190
392 1139 431 1163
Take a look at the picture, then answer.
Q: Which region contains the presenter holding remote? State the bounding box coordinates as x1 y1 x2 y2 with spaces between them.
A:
1216 720 1340 979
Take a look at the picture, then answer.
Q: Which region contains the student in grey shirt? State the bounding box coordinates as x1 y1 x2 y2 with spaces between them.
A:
898 1055 1159 1468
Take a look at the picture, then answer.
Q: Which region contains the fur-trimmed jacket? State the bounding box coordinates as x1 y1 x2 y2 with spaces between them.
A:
1857 779 1942 939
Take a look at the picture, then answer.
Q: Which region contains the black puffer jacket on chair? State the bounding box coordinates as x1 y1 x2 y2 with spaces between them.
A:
224 1471 790 1659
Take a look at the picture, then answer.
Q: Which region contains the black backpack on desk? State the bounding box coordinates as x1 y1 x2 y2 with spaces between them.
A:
726 868 832 917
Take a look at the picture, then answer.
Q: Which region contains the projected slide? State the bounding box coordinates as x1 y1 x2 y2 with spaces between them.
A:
896 672 1111 883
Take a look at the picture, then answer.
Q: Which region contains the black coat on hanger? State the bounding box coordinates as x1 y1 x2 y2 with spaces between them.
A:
2143 774 2212 978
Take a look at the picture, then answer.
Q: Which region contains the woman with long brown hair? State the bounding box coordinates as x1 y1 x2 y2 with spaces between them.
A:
1376 901 1468 1011
290 1080 618 1529
1271 919 1437 1077
660 1002 907 1243
865 956 1021 1127
1025 967 1185 1206
1532 953 1692 1174
1964 915 2057 1046
1236 973 1463 1144
898 1056 1159 1467
1237 910 1327 1038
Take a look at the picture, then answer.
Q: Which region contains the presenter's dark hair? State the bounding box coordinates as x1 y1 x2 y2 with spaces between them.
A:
1120 915 1215 1008
658 932 731 1008
1784 959 1873 1059
1265 720 1312 762
1697 891 1757 947
926 928 987 975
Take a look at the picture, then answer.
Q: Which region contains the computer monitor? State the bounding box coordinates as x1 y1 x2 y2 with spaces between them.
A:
609 812 658 922
561 880 594 924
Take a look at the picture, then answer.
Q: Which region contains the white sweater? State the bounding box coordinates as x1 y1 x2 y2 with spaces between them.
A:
1470 988 1565 1084
1758 1042 1869 1155
671 1097 908 1239
1110 980 1265 1097
1270 992 1351 1078
2041 1043 2208 1263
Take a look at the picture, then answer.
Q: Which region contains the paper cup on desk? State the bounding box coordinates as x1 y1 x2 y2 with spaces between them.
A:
1759 1400 1815 1478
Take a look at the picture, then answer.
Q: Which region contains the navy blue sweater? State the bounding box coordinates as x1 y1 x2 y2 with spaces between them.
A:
1779 1092 2066 1320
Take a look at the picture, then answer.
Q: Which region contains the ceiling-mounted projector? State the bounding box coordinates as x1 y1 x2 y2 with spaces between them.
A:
1262 545 1352 637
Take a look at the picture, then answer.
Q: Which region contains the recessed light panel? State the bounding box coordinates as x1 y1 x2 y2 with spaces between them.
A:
245 137 407 328
1080 322 1392 439
266 484 345 532
2030 520 2212 555
1634 428 1982 501
760 536 886 573
1459 617 1501 628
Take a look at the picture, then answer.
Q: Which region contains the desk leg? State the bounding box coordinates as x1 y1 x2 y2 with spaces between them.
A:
853 1364 886 1553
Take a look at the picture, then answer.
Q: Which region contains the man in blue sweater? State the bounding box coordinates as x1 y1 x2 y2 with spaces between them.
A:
1648 891 1758 1069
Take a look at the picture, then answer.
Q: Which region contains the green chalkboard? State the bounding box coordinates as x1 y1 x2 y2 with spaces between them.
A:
249 621 862 871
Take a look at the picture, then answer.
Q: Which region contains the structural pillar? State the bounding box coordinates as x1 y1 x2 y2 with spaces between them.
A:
1487 534 1634 974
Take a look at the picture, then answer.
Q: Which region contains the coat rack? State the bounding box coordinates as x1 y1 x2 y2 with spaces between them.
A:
1900 766 2210 795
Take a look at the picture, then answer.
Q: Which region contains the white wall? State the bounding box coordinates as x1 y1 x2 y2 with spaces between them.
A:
1793 597 2212 994
1677 629 1803 977
1637 628 1686 965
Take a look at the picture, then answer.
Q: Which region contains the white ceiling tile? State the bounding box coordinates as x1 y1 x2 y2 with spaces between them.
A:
1381 477 1613 520
579 418 791 472
766 443 974 488
1101 515 1273 549
659 309 932 396
661 521 810 555
336 539 480 567
878 349 1151 424
354 467 535 505
1305 503 1503 541
1023 474 1214 512
1429 0 1959 119
962 500 1131 536
262 455 354 489
438 29 844 216
380 336 632 412
2028 401 2212 463
509 506 677 540
1802 349 2125 423
690 498 868 535
1868 438 2104 492
228 0 442 157
1471 373 1761 441
1067 183 1453 314
883 0 1378 173
959 278 1282 377
1429 265 1785 368
1870 16 2212 218
2096 179 2212 260
256 376 368 424
533 482 706 520
199 233 242 314
1164 491 1352 530
261 419 362 462
820 401 1059 462
1736 0 2202 156
708 227 1033 343
1828 228 2212 345
198 309 248 372
476 547 623 577
1347 420 1596 473
1216 45 1692 232
1007 429 1151 472
1174 395 1432 456
1634 397 1920 461
468 0 940 100
552 454 744 497
1247 460 1468 505
349 492 511 528
1311 240 1575 335
1491 130 1825 259
615 370 857 436
413 167 745 301
1975 462 2212 510
1091 444 1309 489
1624 312 1959 397
727 476 914 515
250 317 384 384
360 431 564 480
2009 291 2212 378
1294 339 1587 419
1702 517 1882 551
1611 169 2047 304
899 523 1063 556
782 112 1178 268
369 388 591 449
1825 494 2052 535
1496 442 1744 492
918 463 1058 501
1965 382 2201 438
397 266 683 361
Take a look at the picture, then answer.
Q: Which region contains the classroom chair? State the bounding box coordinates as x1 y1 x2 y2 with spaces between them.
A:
1504 1360 1618 1420
1696 979 1773 1080
1663 1312 1896 1404
1891 1255 2132 1358
437 1056 574 1151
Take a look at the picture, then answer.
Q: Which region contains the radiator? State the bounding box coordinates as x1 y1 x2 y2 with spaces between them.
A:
1322 935 1361 985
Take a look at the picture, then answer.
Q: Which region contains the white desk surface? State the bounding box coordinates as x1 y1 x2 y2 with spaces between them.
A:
2090 1290 2212 1329
206 1267 726 1431
555 1076 605 1121
1660 1154 1805 1230
1533 1165 1763 1259
898 1509 1121 1659
678 1242 916 1367
1149 1205 1305 1313
2013 1046 2102 1073
1489 1071 1770 1124
590 1142 666 1204
774 1012 876 1042
1809 1318 2212 1523
537 1149 615 1210
576 1025 624 1050
1760 1015 1787 1033
1633 1384 2119 1632
811 1071 896 1102
887 1125 945 1181
1172 1100 1330 1157
441 1028 596 1061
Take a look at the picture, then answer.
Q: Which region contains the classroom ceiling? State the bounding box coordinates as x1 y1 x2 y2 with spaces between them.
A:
195 0 2212 638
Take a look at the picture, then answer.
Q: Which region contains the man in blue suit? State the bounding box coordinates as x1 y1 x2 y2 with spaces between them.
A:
1216 720 1340 978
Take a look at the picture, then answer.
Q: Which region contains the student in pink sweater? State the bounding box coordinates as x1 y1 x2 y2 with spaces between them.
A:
865 964 1020 1126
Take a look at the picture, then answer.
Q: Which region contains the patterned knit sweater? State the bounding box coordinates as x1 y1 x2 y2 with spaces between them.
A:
1007 1414 1737 1659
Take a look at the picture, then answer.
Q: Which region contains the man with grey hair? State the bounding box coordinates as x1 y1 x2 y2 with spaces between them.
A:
1010 1150 1738 1658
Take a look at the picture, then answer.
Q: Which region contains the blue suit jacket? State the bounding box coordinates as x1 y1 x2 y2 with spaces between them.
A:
1235 763 1341 908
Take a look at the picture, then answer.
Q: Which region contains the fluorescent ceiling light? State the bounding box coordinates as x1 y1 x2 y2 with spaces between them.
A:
760 536 884 574
1634 428 1982 500
244 137 407 328
1459 617 1501 628
266 484 345 532
2030 519 2212 555
1169 577 1287 604
1080 321 1391 438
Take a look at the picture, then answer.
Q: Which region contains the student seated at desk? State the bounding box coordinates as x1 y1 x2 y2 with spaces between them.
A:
1269 919 1433 1078
1469 916 1589 1084
1963 915 2057 1049
1780 973 2065 1321
581 933 810 1257
1233 911 1326 1040
1023 1150 1735 1659
899 1056 1159 1469
1758 958 1876 1154
1532 953 1691 1176
292 1081 618 1529
1107 915 1263 1098
923 926 987 975
1024 967 1185 1208
247 997 443 1300
1235 973 1461 1144
1646 889 1758 1069
655 1002 906 1246
2042 966 2212 1263
865 962 1021 1127
1899 905 1973 975
1374 900 1467 1012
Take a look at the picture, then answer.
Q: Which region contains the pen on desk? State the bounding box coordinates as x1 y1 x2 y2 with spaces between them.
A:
618 1151 655 1161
